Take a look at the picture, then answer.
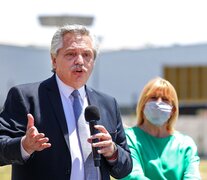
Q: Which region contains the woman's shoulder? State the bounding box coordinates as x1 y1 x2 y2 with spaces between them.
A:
173 131 198 148
125 126 137 132
124 126 143 137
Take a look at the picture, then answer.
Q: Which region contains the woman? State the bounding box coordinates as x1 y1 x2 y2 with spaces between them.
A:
122 77 201 179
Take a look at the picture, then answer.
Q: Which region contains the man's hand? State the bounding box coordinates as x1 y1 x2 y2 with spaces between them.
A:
21 113 51 155
87 125 117 158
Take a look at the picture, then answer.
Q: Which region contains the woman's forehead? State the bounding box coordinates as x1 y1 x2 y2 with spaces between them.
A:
149 88 170 97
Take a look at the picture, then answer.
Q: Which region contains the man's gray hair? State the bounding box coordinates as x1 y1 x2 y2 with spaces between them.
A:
50 24 99 60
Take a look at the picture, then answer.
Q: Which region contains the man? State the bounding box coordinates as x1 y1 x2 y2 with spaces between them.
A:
0 24 132 180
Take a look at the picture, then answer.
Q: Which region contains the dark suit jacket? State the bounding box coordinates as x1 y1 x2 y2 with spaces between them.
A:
0 74 132 180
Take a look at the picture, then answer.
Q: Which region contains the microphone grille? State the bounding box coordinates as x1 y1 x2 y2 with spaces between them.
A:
84 105 100 122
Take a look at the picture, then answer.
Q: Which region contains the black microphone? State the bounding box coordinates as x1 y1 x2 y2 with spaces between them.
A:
84 105 101 167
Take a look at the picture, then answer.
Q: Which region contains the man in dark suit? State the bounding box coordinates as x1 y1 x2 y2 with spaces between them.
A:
0 24 132 180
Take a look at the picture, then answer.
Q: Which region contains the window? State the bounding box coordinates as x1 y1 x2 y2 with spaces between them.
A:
164 66 207 105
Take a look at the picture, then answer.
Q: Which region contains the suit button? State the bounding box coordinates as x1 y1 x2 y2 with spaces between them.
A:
66 169 70 175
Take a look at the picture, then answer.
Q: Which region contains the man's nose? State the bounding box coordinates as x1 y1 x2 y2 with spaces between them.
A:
75 54 84 64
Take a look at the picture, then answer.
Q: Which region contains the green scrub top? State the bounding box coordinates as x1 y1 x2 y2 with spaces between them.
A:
121 126 201 180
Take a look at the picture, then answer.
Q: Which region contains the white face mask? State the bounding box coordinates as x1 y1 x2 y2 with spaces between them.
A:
143 101 173 127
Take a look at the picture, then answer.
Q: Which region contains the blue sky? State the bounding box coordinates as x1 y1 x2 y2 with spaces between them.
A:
1 0 207 50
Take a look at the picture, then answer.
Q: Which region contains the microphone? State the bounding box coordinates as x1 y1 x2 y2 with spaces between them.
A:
84 105 101 167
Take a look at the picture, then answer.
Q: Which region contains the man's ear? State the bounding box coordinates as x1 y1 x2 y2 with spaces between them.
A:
51 55 56 70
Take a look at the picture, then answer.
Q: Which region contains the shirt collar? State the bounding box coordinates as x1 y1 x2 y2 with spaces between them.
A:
55 74 86 100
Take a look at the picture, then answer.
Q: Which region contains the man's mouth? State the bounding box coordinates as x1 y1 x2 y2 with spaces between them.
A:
71 65 87 73
75 69 83 73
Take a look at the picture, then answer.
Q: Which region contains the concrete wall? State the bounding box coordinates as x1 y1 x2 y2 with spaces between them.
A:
0 45 51 108
92 44 207 108
1 43 207 111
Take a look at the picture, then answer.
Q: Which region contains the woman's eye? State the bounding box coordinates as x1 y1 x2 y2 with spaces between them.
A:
162 97 170 102
150 96 157 100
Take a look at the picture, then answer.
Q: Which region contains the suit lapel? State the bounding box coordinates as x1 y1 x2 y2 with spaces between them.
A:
85 86 99 108
85 86 102 124
46 75 70 150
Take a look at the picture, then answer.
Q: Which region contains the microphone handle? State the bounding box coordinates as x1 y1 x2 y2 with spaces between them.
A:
89 120 101 167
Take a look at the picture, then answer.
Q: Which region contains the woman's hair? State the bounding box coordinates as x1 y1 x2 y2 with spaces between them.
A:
136 77 179 133
50 24 99 60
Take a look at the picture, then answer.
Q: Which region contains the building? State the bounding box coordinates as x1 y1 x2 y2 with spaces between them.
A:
0 44 51 108
1 43 207 115
92 44 207 114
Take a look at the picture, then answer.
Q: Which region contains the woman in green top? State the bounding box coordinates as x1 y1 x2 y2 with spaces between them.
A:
122 77 201 180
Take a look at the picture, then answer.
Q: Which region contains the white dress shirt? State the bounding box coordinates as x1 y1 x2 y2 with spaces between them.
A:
56 75 89 180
